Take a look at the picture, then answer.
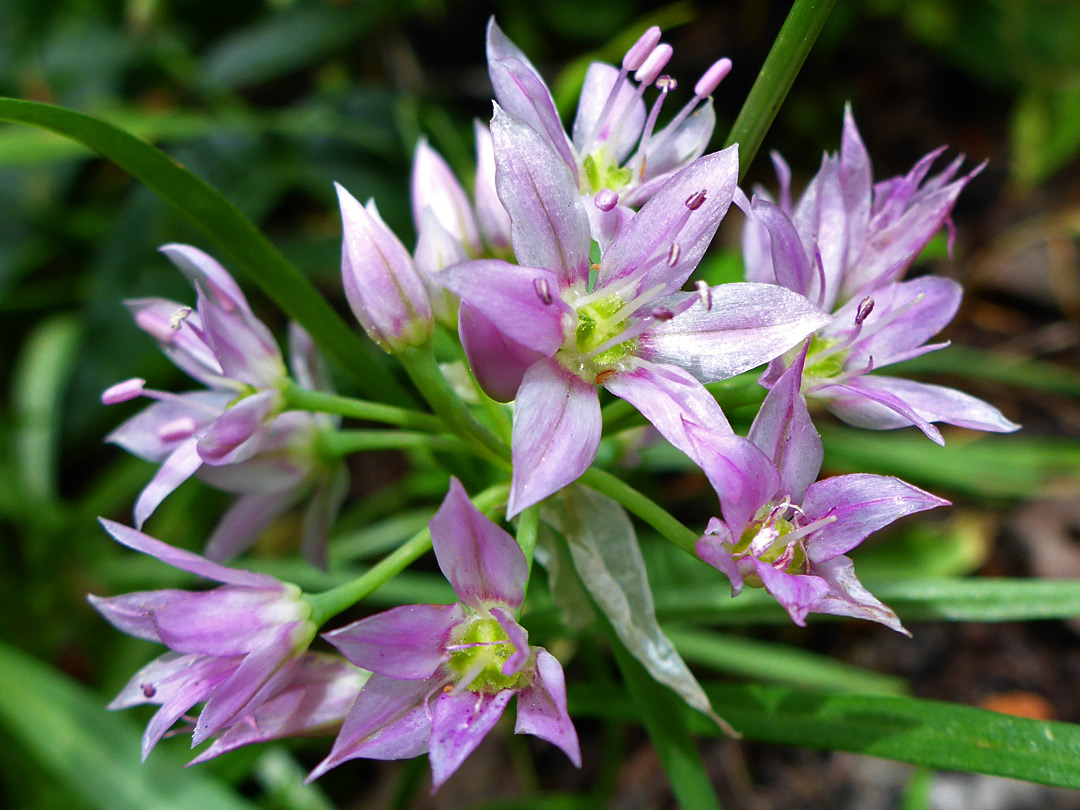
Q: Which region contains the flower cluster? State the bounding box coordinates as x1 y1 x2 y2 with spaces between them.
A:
90 17 1017 795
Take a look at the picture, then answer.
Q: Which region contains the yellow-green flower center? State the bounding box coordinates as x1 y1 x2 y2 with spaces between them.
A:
447 617 528 694
733 514 808 588
582 147 633 195
568 294 637 370
802 334 847 381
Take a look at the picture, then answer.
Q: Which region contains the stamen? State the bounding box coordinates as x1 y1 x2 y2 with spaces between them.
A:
170 306 193 330
686 190 707 210
157 416 197 442
667 242 681 266
635 75 675 179
781 514 837 546
855 296 875 325
622 26 662 70
594 188 619 212
102 377 146 405
141 682 156 699
695 280 712 310
451 657 489 695
650 307 674 321
533 277 553 305
694 58 732 98
634 44 673 86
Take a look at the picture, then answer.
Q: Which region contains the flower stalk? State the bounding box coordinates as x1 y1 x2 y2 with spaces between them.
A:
282 382 444 432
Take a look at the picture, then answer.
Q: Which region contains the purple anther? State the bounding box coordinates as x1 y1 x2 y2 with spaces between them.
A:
158 416 198 442
667 242 681 267
134 310 177 344
622 26 662 71
855 296 875 325
651 308 675 321
694 58 732 98
685 190 707 210
634 43 673 86
655 75 678 93
141 682 157 699
695 280 713 310
594 188 619 212
101 378 146 406
533 277 553 306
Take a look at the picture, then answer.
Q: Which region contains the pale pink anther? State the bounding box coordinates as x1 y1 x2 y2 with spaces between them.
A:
622 26 662 71
634 44 673 86
594 189 619 212
102 378 147 406
694 58 732 98
157 416 197 442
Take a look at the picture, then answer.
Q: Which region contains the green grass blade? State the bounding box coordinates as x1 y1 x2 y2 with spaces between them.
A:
572 682 1080 789
655 578 1080 625
0 98 408 403
665 627 907 694
0 641 257 810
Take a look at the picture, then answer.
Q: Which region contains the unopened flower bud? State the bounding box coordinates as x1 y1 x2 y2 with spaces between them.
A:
336 183 433 354
411 139 482 255
473 121 512 252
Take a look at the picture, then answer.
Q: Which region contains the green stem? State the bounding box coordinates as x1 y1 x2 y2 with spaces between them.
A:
579 467 700 556
515 505 540 602
723 0 838 180
318 429 469 457
283 382 444 431
398 344 511 467
305 482 511 626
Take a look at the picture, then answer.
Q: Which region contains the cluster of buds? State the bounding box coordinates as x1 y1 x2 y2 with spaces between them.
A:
89 16 1018 794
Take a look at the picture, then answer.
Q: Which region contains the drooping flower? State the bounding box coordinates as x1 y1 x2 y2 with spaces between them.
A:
105 321 349 566
308 478 579 791
487 18 730 206
440 105 831 515
188 654 367 764
88 519 317 758
739 107 1018 442
690 345 949 631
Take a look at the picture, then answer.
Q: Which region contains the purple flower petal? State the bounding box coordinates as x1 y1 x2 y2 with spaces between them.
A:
133 437 204 528
191 654 365 764
808 555 908 635
473 120 513 252
287 322 332 394
490 104 590 286
515 649 581 766
600 146 739 296
148 589 305 656
414 208 470 327
685 425 779 536
487 19 576 175
601 359 731 462
458 303 545 402
747 198 815 300
572 62 646 164
431 478 528 610
107 392 227 464
97 518 281 588
748 342 822 502
411 138 481 254
159 244 252 318
301 464 350 570
695 523 745 595
507 359 602 517
197 293 284 389
197 389 280 465
429 689 514 790
438 259 570 356
750 561 830 627
323 603 462 680
490 606 530 676
802 473 949 562
193 628 306 745
637 282 832 383
815 379 945 445
840 375 1020 434
124 298 228 388
307 674 437 781
203 491 301 562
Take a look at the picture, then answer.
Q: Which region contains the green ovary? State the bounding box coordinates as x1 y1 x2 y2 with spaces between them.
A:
582 149 633 195
572 295 636 368
733 515 808 588
802 334 847 381
447 617 527 694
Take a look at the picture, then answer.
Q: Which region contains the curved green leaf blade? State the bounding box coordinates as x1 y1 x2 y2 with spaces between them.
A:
656 578 1080 625
0 98 408 404
0 641 257 810
572 682 1080 789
